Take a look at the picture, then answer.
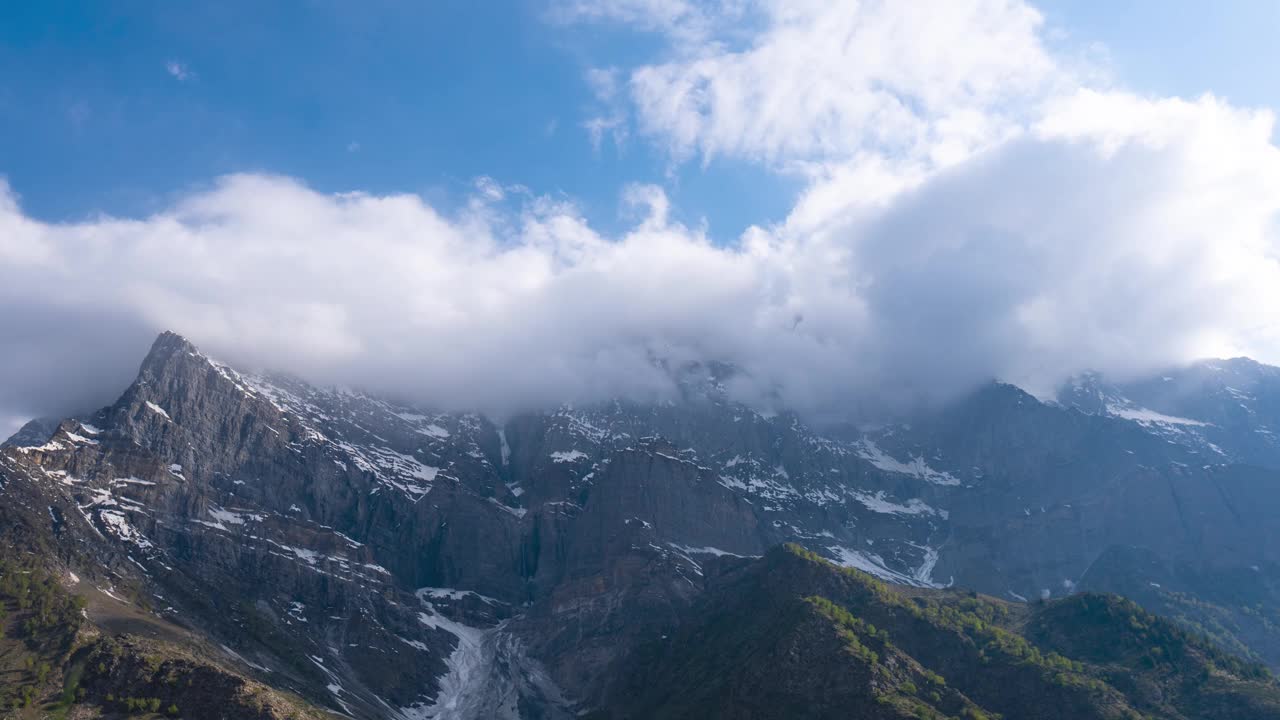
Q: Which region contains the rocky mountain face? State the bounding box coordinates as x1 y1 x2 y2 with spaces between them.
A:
1 332 1279 718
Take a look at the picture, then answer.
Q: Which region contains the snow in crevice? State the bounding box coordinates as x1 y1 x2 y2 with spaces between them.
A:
497 428 511 467
404 604 572 720
74 487 155 551
552 409 611 445
308 655 357 716
714 454 801 503
202 355 265 399
826 545 944 588
854 439 961 486
99 509 154 550
416 587 501 605
144 401 172 420
331 440 439 499
421 424 451 439
392 412 453 440
237 373 449 499
667 543 760 559
1105 402 1207 427
488 497 527 518
848 490 948 519
15 439 66 453
907 543 949 587
206 506 265 528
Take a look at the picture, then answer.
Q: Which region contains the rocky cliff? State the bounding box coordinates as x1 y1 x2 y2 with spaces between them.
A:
2 332 1279 717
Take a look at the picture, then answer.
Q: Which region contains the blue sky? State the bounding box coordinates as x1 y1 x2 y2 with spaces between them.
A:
3 1 1280 435
0 1 797 241
1037 0 1280 109
3 1 1275 240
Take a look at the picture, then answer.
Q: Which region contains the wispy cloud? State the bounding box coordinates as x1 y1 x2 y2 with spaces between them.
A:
65 100 90 131
582 67 629 152
165 60 193 82
583 115 627 153
0 415 26 441
571 0 1061 177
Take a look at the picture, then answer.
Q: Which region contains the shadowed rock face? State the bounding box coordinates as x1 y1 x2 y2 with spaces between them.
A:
3 331 1280 717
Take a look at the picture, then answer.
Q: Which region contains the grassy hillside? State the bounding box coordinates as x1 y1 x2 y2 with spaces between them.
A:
600 544 1280 720
0 549 328 720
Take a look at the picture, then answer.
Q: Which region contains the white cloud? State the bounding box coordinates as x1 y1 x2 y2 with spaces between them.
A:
576 0 1063 174
554 1 1280 400
838 97 1280 401
582 68 630 152
566 0 1082 240
2 2 1279 427
0 175 767 419
165 60 192 82
2 90 1280 422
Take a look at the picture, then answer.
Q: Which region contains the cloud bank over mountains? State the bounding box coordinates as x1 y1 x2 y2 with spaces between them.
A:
3 0 1279 428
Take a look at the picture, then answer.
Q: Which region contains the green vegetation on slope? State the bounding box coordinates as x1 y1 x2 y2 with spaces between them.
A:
0 547 326 720
0 554 87 715
602 544 1280 720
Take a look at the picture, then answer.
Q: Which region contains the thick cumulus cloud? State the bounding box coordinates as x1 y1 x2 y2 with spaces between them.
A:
3 1 1280 432
846 92 1280 402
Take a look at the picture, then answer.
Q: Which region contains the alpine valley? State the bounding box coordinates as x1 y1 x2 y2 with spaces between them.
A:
3 331 1280 719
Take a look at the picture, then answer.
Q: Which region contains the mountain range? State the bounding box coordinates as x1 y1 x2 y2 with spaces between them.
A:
2 331 1280 718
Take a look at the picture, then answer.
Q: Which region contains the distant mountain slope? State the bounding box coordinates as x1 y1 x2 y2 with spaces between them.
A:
2 332 1280 717
1058 359 1280 467
0 417 58 449
603 545 1280 720
866 380 1280 667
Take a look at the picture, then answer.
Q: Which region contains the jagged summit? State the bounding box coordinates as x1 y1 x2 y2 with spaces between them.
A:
150 328 198 352
134 330 204 381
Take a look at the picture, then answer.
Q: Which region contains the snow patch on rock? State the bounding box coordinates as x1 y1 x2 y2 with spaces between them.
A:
854 440 961 486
